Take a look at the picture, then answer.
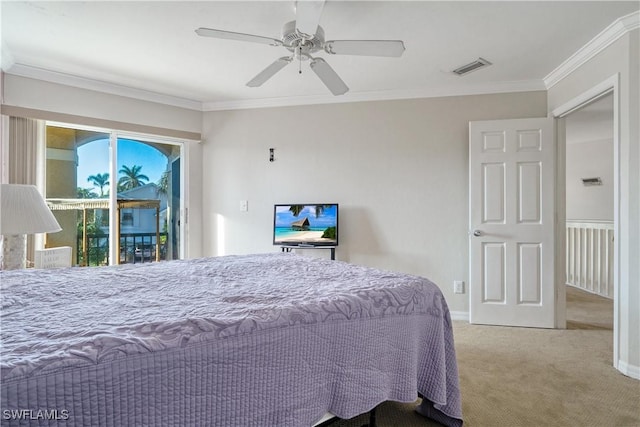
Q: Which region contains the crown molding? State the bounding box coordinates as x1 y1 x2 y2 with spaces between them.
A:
5 63 203 111
4 62 544 113
202 79 546 111
544 11 639 89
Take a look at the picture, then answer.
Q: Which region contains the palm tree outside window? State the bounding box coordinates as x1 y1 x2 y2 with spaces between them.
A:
87 173 110 197
118 165 149 192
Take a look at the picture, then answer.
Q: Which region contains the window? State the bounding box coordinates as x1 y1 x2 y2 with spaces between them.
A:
121 211 134 227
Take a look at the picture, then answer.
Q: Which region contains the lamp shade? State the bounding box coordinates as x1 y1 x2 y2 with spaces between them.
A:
0 184 62 235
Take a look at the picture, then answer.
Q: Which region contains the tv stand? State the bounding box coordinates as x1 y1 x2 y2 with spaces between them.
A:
280 245 336 260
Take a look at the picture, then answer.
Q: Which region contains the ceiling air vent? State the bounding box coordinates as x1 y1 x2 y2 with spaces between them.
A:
452 57 492 76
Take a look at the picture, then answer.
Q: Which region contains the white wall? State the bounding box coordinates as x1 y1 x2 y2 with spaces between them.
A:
548 29 640 378
200 91 547 315
566 139 613 221
3 74 201 134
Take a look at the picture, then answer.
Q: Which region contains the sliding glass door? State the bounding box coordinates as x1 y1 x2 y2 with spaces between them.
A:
115 137 181 264
44 123 184 266
46 126 110 266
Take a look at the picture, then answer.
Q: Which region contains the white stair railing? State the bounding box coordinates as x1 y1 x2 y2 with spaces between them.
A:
566 221 614 299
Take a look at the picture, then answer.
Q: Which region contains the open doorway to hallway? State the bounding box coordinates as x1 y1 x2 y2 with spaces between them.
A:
563 93 614 336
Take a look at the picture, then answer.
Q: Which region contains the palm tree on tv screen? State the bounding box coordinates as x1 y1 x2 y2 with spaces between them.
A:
288 204 333 217
118 165 149 191
289 205 305 216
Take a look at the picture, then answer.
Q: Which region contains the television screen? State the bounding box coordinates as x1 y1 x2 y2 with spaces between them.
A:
273 204 338 246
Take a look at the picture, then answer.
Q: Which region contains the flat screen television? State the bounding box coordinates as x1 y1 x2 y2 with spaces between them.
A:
273 204 338 247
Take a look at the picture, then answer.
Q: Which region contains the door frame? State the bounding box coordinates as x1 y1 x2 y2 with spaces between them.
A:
551 74 620 367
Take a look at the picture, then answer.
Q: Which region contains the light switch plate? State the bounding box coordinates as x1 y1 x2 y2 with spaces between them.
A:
454 280 465 294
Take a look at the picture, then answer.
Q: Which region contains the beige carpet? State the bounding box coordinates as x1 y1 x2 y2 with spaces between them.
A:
332 286 639 427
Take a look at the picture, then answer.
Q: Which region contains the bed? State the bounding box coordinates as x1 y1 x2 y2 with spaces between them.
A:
1 253 462 426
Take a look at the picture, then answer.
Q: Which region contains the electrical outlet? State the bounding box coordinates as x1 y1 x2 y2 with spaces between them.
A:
454 280 465 294
240 200 248 212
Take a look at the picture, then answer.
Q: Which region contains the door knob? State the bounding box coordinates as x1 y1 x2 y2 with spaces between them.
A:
473 230 482 237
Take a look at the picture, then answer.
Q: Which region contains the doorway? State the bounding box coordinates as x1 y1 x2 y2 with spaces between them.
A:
563 93 614 332
552 74 621 369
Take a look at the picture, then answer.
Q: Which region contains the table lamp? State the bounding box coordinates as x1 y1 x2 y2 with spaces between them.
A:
0 184 62 270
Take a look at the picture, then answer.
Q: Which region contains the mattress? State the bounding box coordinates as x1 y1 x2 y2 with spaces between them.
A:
1 253 462 426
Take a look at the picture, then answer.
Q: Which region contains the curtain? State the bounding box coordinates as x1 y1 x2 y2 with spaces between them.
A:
9 117 39 184
8 116 40 263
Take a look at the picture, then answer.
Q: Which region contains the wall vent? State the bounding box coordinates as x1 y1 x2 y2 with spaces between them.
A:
452 58 492 76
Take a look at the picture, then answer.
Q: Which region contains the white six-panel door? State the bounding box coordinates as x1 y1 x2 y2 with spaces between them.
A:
469 118 555 328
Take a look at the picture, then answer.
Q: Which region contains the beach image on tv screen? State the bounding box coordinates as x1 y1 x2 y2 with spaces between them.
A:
274 204 338 245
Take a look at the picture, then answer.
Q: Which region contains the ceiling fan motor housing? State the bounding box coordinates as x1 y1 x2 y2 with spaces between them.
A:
281 20 325 58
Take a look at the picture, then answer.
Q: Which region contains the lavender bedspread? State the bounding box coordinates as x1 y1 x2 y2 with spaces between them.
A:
1 253 462 426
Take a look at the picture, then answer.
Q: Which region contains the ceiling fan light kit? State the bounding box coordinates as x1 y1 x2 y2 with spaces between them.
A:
196 0 405 96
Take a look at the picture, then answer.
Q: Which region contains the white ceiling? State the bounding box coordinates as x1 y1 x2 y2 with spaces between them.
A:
1 1 638 110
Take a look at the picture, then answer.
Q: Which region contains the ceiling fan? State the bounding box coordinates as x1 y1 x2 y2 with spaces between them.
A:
195 0 405 96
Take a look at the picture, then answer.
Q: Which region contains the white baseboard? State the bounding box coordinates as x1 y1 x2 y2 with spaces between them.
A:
450 311 469 322
617 360 640 380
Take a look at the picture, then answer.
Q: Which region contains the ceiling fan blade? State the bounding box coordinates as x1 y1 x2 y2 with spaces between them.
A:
324 40 406 57
295 0 325 37
309 57 348 96
246 57 292 87
195 27 282 46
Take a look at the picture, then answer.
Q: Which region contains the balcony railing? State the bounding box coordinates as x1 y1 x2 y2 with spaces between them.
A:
77 232 168 266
